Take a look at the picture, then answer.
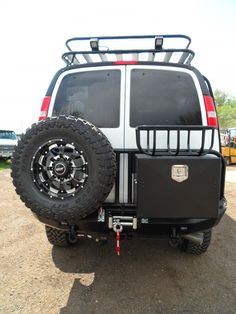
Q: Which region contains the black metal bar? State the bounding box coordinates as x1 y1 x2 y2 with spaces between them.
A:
115 152 120 204
176 129 180 155
152 130 156 156
187 129 191 154
62 35 194 66
65 34 192 50
135 128 144 154
199 128 206 156
128 152 132 204
147 130 150 153
167 130 171 154
63 48 194 56
135 125 218 157
137 125 216 132
209 129 215 153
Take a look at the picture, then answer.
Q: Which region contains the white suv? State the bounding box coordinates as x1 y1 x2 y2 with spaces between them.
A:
0 130 17 159
12 35 226 255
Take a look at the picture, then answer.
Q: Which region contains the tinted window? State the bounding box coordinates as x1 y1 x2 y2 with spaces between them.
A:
130 69 202 127
53 70 121 128
0 131 17 140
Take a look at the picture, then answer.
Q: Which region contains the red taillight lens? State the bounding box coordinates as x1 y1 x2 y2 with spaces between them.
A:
204 95 218 127
39 96 51 121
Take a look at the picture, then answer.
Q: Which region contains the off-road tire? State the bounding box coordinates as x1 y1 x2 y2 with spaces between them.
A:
181 229 212 255
11 116 116 222
45 226 77 247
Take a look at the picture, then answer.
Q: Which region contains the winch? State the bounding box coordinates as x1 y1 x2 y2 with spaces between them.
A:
108 215 137 255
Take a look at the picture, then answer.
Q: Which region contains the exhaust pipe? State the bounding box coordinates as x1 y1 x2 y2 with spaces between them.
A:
182 232 204 245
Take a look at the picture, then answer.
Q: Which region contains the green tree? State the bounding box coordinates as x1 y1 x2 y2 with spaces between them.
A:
214 89 229 107
214 90 236 128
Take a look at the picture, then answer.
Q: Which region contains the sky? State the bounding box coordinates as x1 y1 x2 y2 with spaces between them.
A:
0 0 236 133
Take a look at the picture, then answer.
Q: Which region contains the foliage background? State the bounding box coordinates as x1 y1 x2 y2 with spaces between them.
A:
214 90 236 129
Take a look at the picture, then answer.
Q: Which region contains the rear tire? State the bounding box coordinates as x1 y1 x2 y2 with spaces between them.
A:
45 226 78 247
180 229 212 255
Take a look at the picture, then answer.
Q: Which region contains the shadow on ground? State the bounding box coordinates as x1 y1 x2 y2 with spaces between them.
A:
52 213 236 314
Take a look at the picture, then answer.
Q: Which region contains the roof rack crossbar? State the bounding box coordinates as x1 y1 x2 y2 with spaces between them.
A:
163 52 173 63
64 53 80 65
99 53 108 62
83 53 93 63
116 54 123 61
178 51 189 64
148 52 155 62
133 53 139 61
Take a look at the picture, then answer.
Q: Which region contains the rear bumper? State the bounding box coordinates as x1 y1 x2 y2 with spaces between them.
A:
0 150 14 158
34 198 226 236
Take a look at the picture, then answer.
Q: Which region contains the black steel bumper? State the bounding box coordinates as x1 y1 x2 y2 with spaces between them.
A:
34 198 226 236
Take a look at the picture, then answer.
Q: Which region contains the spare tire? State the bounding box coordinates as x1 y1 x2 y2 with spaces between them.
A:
11 116 116 222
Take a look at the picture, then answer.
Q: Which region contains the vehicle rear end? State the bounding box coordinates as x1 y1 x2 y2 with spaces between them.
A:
12 35 226 255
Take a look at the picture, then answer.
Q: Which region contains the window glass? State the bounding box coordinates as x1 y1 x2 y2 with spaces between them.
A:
53 70 121 128
0 131 17 140
130 69 202 127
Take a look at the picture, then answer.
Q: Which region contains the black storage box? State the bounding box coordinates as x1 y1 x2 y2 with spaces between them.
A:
135 154 221 219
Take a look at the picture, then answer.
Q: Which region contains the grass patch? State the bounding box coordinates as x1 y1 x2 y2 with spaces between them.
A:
0 159 11 171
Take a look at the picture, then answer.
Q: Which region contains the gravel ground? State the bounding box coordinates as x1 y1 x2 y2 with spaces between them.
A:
0 167 236 314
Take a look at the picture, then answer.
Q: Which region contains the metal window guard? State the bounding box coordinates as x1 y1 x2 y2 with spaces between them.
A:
62 34 195 66
136 125 217 156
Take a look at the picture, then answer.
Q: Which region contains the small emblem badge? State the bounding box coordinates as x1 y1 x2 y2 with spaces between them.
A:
171 165 189 182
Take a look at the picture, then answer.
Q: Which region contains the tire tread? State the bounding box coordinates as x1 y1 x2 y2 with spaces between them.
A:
181 229 212 255
45 226 69 247
11 116 116 221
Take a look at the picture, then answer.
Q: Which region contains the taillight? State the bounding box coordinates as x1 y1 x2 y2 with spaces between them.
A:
204 95 218 127
39 96 51 121
113 61 138 65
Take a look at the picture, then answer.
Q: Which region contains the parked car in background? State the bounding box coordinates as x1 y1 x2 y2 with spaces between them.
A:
222 127 236 165
0 130 18 159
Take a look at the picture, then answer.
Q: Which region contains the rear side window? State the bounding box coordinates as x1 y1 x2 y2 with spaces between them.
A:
130 69 202 127
53 70 121 128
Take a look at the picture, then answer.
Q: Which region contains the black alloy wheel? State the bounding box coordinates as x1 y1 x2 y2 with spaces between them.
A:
31 140 88 199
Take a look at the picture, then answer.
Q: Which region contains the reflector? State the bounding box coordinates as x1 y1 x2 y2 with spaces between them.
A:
39 96 51 121
204 95 218 127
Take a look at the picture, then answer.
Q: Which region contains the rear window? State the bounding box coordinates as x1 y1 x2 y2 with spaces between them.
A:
53 70 121 128
130 69 202 127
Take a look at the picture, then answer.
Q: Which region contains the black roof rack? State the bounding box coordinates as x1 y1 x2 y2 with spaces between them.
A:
62 34 195 66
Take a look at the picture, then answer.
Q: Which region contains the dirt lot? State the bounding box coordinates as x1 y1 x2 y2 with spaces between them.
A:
0 167 236 314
